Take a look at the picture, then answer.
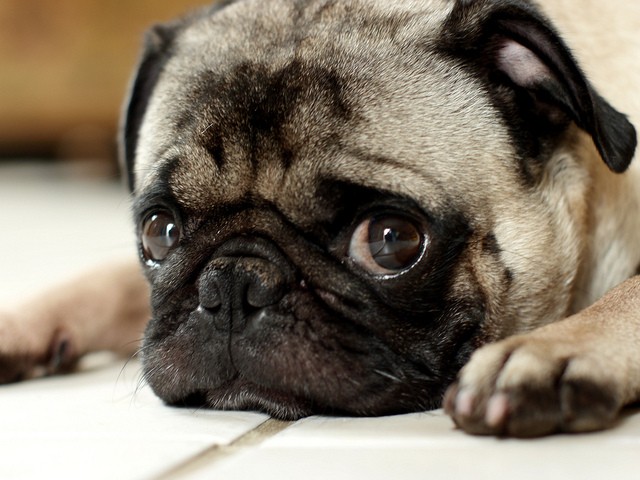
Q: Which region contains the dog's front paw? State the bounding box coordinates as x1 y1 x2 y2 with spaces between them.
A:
443 333 624 437
0 312 78 383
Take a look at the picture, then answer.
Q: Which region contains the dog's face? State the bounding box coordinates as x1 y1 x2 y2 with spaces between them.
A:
123 0 636 418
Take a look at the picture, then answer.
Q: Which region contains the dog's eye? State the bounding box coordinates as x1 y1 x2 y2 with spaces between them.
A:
141 212 180 263
349 214 426 275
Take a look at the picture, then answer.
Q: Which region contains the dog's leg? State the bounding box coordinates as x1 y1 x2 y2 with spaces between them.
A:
0 260 149 383
444 276 640 437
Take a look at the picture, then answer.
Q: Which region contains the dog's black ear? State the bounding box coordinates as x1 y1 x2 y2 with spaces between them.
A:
442 0 637 173
119 24 179 192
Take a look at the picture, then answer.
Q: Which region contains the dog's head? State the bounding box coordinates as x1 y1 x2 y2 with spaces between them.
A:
122 0 636 418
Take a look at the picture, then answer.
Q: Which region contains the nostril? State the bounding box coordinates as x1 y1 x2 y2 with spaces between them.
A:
246 281 285 309
198 271 223 311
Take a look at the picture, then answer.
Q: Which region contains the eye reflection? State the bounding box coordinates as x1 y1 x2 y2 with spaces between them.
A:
141 212 180 263
349 214 426 275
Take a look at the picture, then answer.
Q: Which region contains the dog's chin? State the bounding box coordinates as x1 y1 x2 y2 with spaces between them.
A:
175 381 315 420
147 334 448 419
166 377 444 420
142 315 447 420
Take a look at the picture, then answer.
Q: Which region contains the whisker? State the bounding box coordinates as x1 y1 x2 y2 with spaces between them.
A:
200 122 215 136
373 369 403 383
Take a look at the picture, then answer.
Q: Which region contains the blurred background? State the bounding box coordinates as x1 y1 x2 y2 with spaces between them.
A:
0 0 210 176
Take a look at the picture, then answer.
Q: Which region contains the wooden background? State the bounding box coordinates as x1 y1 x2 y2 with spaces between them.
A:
0 0 210 162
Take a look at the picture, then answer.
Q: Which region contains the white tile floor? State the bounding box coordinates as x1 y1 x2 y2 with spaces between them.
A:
1 161 639 479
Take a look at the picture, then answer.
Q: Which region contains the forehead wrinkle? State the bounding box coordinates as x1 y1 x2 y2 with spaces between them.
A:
170 142 255 211
327 149 451 211
134 0 455 192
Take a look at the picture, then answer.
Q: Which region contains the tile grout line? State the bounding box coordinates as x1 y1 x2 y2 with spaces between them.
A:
149 419 293 479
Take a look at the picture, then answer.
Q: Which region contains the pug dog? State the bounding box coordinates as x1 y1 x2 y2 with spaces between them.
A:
1 0 639 438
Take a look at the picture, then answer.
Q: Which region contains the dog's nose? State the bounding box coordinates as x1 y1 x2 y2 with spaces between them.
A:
198 256 289 332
